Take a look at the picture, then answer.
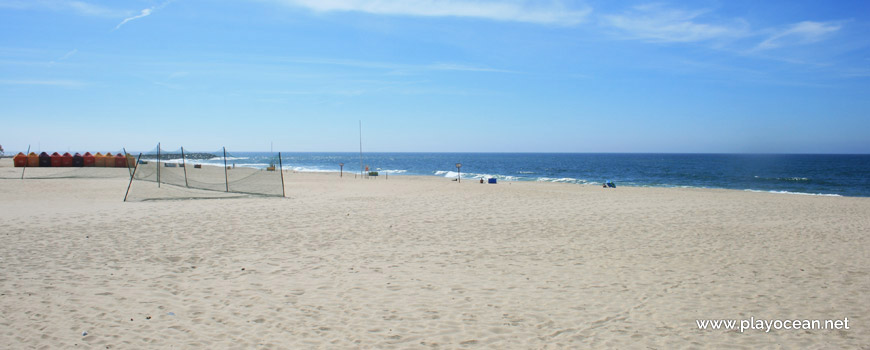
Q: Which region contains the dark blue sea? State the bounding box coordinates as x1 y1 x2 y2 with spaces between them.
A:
146 152 870 197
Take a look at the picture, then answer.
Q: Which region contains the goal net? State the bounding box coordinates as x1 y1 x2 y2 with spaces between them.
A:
124 145 285 201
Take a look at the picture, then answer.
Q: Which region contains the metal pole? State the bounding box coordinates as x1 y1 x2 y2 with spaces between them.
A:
122 147 132 177
181 146 189 187
278 152 285 197
123 153 142 202
157 142 161 188
20 145 30 179
223 147 229 192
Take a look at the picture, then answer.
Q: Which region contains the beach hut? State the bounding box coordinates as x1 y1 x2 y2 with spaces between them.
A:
94 152 105 167
72 153 84 167
39 152 51 167
62 152 73 167
27 152 39 167
126 153 136 168
83 152 95 167
103 152 114 167
114 153 127 167
13 152 27 167
50 152 63 167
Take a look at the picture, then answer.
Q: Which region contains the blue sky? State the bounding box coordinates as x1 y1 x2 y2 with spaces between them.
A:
1 0 868 153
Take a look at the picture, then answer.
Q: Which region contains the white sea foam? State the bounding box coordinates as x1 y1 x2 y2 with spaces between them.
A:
743 189 840 197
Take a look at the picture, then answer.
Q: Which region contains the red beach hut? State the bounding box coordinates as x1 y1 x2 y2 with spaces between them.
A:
13 152 27 167
62 152 73 167
83 152 95 167
114 153 127 167
72 153 84 167
27 152 39 167
39 152 51 167
50 152 63 167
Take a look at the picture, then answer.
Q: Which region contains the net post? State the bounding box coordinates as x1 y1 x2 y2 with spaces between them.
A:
20 145 30 180
223 146 229 192
181 146 189 187
123 147 132 177
157 142 161 188
124 153 142 202
278 152 285 197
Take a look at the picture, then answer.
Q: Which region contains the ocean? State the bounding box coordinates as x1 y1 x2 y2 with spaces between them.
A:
144 152 870 197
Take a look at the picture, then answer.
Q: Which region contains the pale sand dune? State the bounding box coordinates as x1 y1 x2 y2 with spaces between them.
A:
1 159 869 348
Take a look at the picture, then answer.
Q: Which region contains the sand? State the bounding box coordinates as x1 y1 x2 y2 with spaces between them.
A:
1 158 868 349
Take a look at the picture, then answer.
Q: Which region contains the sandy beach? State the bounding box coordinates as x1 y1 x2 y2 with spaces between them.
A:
1 159 868 349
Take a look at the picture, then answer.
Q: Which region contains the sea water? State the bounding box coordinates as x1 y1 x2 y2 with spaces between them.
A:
143 152 870 197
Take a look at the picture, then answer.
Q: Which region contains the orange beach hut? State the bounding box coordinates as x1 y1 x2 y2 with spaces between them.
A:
13 152 27 167
83 152 95 167
27 152 39 167
103 153 114 167
94 152 105 167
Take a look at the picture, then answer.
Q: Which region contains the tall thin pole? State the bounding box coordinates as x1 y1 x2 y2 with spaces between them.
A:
278 152 285 198
157 142 161 188
223 147 229 192
181 147 189 187
358 120 363 178
20 145 31 179
122 147 131 177
123 153 142 202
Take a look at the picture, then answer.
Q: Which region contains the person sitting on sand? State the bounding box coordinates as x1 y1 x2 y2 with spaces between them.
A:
480 178 484 184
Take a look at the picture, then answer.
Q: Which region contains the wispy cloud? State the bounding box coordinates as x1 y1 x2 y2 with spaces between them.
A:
601 4 749 43
114 8 153 30
113 0 174 30
269 0 591 25
0 79 86 87
0 0 127 17
755 21 842 50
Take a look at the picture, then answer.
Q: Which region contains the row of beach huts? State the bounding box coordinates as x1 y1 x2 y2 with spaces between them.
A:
12 152 135 168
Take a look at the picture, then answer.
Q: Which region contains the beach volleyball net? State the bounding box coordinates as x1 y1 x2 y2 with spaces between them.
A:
124 145 286 201
0 148 134 180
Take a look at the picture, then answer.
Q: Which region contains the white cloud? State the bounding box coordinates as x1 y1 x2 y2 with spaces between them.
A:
114 8 153 30
601 4 749 43
756 21 842 50
113 0 174 30
270 0 591 25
